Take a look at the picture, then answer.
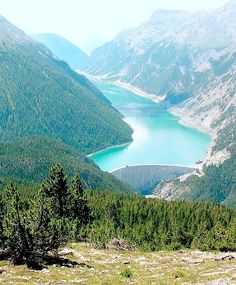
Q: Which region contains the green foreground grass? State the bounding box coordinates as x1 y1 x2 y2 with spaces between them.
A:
0 243 236 285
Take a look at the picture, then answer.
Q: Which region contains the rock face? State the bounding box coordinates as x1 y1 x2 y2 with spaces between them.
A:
112 165 196 195
154 49 236 205
172 49 236 162
83 1 236 96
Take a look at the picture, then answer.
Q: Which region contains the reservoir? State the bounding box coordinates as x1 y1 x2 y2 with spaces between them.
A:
91 81 211 172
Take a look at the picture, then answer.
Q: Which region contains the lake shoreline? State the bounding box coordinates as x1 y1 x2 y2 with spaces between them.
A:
169 108 215 138
78 72 164 103
87 142 131 158
84 75 211 171
79 72 213 138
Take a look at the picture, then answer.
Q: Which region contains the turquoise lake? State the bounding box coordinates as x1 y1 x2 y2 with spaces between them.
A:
91 81 211 172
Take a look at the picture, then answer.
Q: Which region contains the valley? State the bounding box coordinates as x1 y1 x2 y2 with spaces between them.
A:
0 1 235 283
81 0 236 206
90 80 211 172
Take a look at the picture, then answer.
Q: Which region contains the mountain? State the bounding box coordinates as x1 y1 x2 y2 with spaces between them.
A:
82 1 236 206
0 15 133 192
83 1 236 97
31 33 88 70
0 16 132 155
154 50 236 206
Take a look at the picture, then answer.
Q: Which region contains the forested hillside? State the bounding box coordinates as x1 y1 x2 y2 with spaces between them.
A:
0 165 235 270
0 136 131 193
0 15 134 192
0 15 132 155
86 190 236 251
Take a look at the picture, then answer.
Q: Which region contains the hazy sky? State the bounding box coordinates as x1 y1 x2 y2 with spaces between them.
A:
0 0 229 53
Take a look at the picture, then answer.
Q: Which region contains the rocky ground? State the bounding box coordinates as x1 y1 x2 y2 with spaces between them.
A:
0 243 236 284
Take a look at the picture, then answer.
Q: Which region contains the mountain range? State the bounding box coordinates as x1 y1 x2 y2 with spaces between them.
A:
83 0 236 97
0 4 236 276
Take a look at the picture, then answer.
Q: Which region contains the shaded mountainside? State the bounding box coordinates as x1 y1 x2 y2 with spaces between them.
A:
31 33 88 70
0 16 132 155
0 136 132 193
0 15 133 192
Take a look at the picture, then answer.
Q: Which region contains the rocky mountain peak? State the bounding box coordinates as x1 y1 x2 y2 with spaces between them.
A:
149 9 189 24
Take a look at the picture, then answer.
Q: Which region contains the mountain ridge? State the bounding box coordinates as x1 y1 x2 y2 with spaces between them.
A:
31 33 88 69
83 0 236 93
0 136 132 193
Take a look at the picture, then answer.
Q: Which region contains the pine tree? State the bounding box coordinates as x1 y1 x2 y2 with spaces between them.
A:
2 183 36 266
0 193 4 248
42 163 68 218
1 182 67 268
33 190 61 257
68 173 91 239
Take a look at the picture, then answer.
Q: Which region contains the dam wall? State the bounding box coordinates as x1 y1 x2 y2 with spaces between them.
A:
111 164 196 195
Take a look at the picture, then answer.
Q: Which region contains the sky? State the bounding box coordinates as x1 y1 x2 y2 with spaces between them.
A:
0 0 229 53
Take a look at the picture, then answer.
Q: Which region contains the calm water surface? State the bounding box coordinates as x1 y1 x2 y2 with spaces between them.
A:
91 81 211 172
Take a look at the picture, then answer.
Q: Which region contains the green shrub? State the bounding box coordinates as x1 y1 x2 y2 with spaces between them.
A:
121 268 133 278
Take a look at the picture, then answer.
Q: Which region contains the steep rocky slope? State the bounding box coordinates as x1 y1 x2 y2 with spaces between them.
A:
172 49 236 158
154 50 236 206
83 1 236 97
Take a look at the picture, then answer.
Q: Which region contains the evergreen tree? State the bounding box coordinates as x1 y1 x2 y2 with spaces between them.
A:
33 190 61 257
2 183 36 267
68 173 91 238
42 163 68 218
1 164 236 268
2 184 57 268
0 193 4 248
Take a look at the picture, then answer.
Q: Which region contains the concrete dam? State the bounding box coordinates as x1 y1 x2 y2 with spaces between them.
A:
111 165 196 195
